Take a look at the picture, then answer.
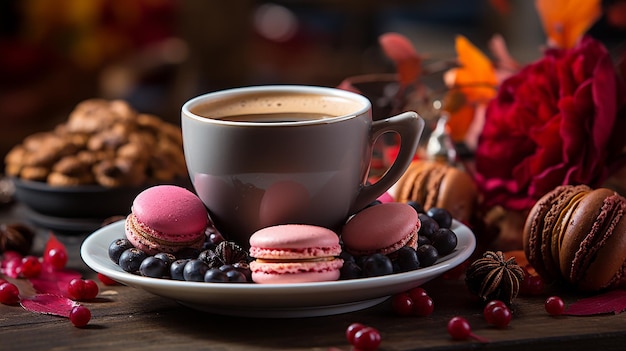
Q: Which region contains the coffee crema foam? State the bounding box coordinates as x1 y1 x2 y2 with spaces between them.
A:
191 92 365 121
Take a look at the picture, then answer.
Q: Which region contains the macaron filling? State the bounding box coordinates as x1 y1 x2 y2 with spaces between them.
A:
126 213 206 253
345 228 417 256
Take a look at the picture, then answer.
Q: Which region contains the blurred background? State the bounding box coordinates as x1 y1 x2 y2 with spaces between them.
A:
0 0 623 167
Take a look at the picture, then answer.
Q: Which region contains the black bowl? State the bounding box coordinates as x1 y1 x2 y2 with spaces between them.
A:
12 178 192 234
12 178 144 219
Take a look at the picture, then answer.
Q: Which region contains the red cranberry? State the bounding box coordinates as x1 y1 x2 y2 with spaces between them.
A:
352 326 381 351
545 296 566 316
69 305 91 327
97 273 118 286
346 323 366 344
447 316 472 340
483 300 507 324
67 279 99 301
391 293 414 316
521 274 544 296
18 256 42 278
487 306 512 328
0 282 20 305
412 294 434 317
44 247 68 270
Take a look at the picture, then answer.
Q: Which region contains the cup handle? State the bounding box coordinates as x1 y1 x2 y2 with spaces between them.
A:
350 111 424 213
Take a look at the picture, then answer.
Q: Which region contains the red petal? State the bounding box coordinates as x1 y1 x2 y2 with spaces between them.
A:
20 293 77 317
565 289 626 315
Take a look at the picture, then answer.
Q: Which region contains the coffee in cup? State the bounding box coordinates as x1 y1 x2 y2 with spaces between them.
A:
182 85 424 246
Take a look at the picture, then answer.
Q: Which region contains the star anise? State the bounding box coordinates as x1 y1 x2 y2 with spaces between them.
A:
214 241 249 266
465 250 525 305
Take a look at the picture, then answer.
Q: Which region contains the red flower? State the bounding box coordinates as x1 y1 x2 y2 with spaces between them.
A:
474 36 626 211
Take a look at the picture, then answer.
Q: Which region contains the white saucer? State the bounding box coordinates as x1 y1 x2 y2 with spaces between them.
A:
81 220 476 318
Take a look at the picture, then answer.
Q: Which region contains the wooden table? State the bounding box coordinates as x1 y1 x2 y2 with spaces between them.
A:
1 201 626 351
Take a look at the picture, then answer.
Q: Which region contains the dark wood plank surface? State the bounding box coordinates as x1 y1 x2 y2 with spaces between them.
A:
1 202 626 351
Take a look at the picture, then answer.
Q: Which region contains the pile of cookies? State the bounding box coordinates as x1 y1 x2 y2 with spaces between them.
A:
4 99 187 187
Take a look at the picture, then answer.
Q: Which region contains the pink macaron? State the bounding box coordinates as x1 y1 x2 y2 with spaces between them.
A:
249 224 344 284
125 185 208 255
341 202 420 257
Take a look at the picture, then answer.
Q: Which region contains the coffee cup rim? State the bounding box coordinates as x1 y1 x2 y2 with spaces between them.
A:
182 85 371 126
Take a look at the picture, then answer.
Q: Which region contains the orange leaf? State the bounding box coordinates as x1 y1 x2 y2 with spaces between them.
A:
451 35 497 104
535 0 602 48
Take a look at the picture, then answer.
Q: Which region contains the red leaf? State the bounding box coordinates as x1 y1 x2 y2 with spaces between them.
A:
28 268 82 297
565 289 626 316
378 32 422 86
20 293 77 317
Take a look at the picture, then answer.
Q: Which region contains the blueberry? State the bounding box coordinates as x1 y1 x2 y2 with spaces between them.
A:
170 259 190 281
108 238 134 264
394 246 420 272
204 268 229 283
118 248 148 273
225 269 248 283
407 201 425 214
416 245 439 267
339 251 356 263
340 260 362 280
218 264 236 272
427 207 453 229
154 252 176 267
362 253 393 277
417 235 432 247
139 256 167 278
418 213 440 240
230 262 252 282
431 228 458 256
183 259 209 282
218 263 252 282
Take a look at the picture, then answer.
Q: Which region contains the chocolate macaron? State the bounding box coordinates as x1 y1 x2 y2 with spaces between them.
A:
523 185 626 291
391 160 477 223
523 184 591 282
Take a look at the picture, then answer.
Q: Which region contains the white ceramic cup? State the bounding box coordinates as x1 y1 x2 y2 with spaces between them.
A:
182 85 424 246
